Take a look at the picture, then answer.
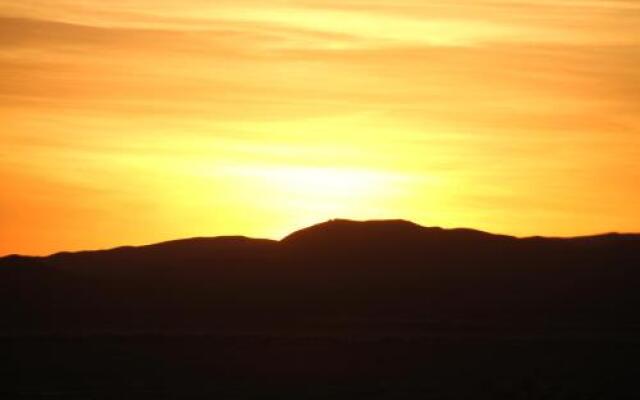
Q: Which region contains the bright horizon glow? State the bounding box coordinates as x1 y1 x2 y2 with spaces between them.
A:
1 0 639 255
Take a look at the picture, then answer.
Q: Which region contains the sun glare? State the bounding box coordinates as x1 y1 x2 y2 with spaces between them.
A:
225 164 399 218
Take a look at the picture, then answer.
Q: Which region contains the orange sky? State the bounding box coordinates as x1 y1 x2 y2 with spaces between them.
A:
1 0 639 255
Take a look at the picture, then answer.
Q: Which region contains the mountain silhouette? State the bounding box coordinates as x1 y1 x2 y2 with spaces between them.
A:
2 218 639 334
4 219 640 399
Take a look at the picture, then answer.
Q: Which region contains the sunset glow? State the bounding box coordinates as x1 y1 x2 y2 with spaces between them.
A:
1 0 639 255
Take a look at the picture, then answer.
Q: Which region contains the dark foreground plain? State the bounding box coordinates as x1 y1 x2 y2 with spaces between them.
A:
2 219 640 399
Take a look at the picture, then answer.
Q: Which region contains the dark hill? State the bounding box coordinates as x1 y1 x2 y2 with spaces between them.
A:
282 218 510 245
4 219 640 399
281 219 517 263
1 219 639 334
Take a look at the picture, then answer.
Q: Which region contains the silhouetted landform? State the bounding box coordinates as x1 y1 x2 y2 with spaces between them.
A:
2 219 639 334
4 219 640 399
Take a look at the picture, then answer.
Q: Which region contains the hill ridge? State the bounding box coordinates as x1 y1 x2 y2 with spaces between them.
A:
2 218 639 260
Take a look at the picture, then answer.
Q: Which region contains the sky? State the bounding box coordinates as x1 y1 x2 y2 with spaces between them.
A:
1 0 639 255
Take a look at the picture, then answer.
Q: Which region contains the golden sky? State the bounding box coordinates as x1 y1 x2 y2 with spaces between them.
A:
1 0 639 255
